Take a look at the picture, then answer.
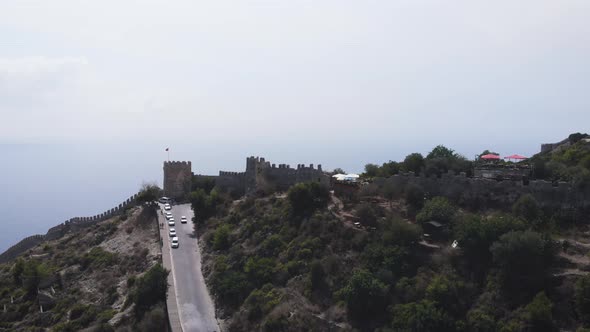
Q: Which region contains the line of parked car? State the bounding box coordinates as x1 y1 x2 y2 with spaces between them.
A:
162 202 187 249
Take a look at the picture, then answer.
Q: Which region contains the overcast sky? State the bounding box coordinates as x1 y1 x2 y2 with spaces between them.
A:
1 0 589 160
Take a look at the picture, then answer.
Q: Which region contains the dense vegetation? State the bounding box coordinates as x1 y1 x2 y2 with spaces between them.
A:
531 133 590 186
190 135 590 331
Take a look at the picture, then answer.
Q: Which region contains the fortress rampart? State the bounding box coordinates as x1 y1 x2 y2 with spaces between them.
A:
373 171 589 212
212 156 329 193
0 193 140 264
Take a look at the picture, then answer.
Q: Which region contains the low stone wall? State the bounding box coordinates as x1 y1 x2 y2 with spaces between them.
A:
0 193 140 264
374 171 589 212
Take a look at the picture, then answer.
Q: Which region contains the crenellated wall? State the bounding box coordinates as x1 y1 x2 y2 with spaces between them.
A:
0 193 140 264
213 156 329 193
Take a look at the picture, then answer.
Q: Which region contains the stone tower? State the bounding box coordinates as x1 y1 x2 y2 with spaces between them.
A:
163 161 192 199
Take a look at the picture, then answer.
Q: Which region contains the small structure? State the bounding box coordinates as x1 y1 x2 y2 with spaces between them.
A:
423 221 447 239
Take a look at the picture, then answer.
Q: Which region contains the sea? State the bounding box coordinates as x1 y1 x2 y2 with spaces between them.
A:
0 140 376 253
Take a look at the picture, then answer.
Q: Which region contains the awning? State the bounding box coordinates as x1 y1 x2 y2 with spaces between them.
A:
504 154 527 160
480 154 501 160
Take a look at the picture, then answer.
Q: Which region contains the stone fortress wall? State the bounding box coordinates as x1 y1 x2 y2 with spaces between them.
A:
374 171 589 212
541 138 571 154
194 156 330 194
0 193 140 264
163 161 192 199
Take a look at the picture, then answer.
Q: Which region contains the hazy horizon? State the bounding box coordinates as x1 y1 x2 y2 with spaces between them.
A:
2 1 590 251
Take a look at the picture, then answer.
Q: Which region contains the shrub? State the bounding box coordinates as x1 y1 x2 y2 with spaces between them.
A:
132 264 169 317
525 292 554 332
244 257 277 287
337 269 388 319
416 196 457 224
287 182 329 217
136 305 167 332
213 270 251 308
391 300 454 332
245 284 282 320
212 224 232 250
512 194 543 226
490 231 556 303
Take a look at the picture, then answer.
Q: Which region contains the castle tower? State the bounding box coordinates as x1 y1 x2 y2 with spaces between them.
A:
163 161 192 199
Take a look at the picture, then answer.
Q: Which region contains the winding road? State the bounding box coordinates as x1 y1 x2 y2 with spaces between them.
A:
160 203 219 332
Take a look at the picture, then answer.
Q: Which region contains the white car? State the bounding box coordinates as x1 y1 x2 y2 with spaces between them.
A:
164 205 171 211
169 228 176 237
171 237 179 248
165 212 172 220
168 218 175 226
180 216 187 224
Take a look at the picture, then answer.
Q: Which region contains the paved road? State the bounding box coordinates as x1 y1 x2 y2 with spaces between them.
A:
160 203 220 332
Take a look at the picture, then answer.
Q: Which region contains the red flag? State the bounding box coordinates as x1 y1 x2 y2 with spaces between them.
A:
165 148 169 151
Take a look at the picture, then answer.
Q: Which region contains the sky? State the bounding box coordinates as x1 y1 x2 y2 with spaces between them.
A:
1 0 590 165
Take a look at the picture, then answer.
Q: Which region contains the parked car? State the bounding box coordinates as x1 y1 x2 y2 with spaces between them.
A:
171 237 179 248
164 204 171 211
180 216 187 224
165 212 173 219
159 197 170 204
168 218 175 226
169 228 176 237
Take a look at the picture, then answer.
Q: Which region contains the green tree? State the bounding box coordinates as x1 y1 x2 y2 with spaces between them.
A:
333 168 346 175
381 217 422 247
512 194 543 226
11 258 24 285
137 182 162 205
404 184 425 211
416 196 457 224
132 264 169 317
425 273 475 318
245 284 282 320
338 269 388 319
380 161 401 177
427 145 457 160
403 153 425 175
524 292 554 332
391 300 455 332
490 231 556 302
356 203 380 227
212 270 251 308
260 234 285 257
136 305 167 332
454 215 524 274
212 224 232 250
244 257 277 287
364 163 380 177
21 260 51 296
467 309 497 332
287 182 329 217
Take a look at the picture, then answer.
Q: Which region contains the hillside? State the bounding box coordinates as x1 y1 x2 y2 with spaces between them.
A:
0 205 167 332
190 136 590 332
